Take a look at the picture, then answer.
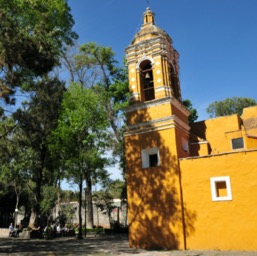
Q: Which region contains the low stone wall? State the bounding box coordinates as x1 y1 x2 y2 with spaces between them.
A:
0 228 9 237
19 230 32 239
0 228 42 239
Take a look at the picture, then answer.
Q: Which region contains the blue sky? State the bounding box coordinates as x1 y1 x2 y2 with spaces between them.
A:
68 0 257 121
65 0 257 184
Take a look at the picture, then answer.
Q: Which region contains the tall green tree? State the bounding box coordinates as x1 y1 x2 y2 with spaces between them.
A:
13 78 66 226
0 116 32 222
61 43 129 176
207 97 257 118
52 83 111 237
0 0 77 103
60 43 129 228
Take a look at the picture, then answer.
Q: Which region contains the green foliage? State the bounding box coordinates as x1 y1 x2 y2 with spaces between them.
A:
61 43 129 178
54 83 110 164
0 116 34 213
182 99 198 123
53 82 112 235
11 77 66 216
0 0 77 101
107 179 125 199
52 82 112 204
40 186 58 215
206 97 257 118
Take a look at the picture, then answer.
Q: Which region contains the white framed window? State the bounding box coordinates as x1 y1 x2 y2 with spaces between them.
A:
141 147 160 168
210 176 232 202
231 137 244 150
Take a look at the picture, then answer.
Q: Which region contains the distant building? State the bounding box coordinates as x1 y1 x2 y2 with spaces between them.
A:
125 7 257 251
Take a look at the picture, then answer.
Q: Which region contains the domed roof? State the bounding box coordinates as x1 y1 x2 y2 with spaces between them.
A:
131 7 172 45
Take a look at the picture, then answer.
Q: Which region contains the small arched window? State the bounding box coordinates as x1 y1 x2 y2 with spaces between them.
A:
140 60 155 102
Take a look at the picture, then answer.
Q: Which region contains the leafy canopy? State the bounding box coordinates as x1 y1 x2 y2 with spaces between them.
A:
0 0 77 101
207 97 257 118
182 99 198 123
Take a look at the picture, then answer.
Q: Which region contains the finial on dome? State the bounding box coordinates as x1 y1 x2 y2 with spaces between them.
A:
146 0 151 10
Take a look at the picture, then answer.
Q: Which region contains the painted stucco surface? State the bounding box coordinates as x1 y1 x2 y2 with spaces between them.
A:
180 150 257 250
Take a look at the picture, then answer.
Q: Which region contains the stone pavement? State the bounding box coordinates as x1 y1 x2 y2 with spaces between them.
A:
0 234 257 256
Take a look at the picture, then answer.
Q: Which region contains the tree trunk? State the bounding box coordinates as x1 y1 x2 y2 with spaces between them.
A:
77 174 83 239
28 210 37 228
29 167 42 228
14 186 21 228
56 179 61 219
84 188 87 237
85 175 93 228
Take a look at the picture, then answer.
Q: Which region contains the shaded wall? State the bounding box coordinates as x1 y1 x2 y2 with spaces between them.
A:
126 128 195 250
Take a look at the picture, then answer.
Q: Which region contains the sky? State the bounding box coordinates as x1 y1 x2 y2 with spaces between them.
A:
64 0 257 184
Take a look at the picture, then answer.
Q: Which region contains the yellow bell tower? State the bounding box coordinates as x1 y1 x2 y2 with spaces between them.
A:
126 7 182 104
125 7 190 250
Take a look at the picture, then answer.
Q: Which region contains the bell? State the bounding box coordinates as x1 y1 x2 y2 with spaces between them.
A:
145 72 151 79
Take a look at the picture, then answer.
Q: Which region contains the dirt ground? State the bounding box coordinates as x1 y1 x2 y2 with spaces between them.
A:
0 234 257 256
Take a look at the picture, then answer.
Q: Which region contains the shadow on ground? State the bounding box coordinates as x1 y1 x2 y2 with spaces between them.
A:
1 234 257 256
0 234 143 255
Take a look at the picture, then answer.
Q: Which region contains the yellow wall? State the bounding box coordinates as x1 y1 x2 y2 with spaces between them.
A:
179 150 257 251
125 129 186 250
191 115 242 154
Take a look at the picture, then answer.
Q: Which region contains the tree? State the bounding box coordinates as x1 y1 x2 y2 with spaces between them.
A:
0 116 32 226
206 97 257 118
58 43 129 223
182 99 198 123
78 43 129 141
40 186 58 217
52 83 111 237
106 179 126 199
61 43 129 176
0 0 77 103
13 77 66 227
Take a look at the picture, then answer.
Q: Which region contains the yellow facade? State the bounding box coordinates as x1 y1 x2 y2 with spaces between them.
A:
180 150 257 250
125 7 257 251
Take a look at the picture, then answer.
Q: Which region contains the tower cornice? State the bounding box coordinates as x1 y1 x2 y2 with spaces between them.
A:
125 96 190 117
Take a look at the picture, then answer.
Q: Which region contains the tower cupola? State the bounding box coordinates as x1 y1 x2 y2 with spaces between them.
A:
125 7 182 105
143 7 155 25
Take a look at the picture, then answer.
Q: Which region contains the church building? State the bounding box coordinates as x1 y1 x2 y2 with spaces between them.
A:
124 7 257 251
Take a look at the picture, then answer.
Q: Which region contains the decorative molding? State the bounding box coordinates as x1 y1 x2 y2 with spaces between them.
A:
191 141 208 145
125 114 190 136
155 86 172 93
136 56 154 69
125 96 190 117
125 97 170 113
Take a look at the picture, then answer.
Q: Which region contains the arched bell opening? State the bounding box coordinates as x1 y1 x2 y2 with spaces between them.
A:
139 60 155 102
